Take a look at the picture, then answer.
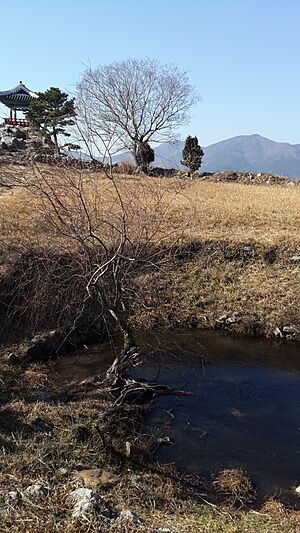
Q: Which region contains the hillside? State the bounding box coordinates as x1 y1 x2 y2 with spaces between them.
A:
0 165 299 343
113 134 300 178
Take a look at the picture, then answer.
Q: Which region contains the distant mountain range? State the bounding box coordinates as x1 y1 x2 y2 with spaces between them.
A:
112 134 300 179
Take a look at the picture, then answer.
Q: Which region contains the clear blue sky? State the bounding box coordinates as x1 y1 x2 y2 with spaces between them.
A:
1 0 299 146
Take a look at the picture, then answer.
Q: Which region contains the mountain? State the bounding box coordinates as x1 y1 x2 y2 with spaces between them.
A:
112 134 300 179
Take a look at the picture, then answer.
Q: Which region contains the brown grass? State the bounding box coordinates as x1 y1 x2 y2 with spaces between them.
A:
213 468 255 505
0 165 299 341
0 166 300 251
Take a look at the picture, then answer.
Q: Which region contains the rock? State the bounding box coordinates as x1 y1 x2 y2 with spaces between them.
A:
157 436 173 445
116 509 143 527
217 312 240 326
243 245 256 256
25 329 66 362
290 255 300 262
295 485 300 496
24 484 47 500
282 325 298 334
216 314 228 323
2 352 19 364
285 334 295 341
7 490 22 503
274 327 284 338
67 488 113 518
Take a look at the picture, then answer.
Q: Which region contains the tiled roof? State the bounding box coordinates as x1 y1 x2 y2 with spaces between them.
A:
0 82 38 108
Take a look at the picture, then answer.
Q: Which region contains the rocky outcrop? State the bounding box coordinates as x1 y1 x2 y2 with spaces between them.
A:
0 125 55 158
0 124 105 169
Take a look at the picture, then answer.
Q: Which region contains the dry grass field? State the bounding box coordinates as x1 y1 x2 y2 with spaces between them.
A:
0 164 299 340
0 166 300 249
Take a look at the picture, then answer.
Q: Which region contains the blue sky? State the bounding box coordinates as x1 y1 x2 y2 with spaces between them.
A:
0 0 299 146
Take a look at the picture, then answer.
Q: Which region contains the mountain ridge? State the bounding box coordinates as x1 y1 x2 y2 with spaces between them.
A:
112 134 300 179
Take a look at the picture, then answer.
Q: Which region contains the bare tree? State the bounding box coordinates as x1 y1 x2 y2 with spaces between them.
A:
28 162 192 402
76 58 199 166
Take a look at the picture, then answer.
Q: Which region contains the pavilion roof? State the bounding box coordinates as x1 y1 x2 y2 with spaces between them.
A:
0 82 38 110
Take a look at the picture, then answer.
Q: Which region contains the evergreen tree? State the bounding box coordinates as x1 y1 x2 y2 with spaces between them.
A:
26 87 76 154
136 141 155 172
181 135 204 172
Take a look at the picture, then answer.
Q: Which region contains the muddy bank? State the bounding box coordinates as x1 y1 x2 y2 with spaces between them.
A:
0 240 299 355
131 240 300 341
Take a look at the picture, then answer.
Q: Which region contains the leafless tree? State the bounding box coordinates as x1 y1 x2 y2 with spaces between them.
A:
76 58 199 166
27 161 192 402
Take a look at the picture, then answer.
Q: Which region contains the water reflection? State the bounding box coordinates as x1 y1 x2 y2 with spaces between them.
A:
53 330 300 503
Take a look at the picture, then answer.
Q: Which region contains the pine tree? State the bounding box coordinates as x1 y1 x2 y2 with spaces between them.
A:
181 135 204 172
136 141 155 172
26 87 76 154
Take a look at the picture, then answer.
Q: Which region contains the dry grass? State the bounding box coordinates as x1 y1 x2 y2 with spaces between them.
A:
177 179 300 246
0 165 300 251
0 164 299 341
213 468 255 506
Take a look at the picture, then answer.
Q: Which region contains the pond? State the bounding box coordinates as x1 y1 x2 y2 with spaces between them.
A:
53 330 300 504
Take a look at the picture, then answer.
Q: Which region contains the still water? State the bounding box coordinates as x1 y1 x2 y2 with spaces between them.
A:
53 330 300 502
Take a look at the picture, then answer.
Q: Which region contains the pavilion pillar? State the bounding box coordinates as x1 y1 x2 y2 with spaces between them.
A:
14 109 17 122
10 108 12 122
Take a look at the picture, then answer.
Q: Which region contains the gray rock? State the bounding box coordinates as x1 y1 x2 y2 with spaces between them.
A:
116 509 143 526
226 312 240 325
285 334 295 341
7 490 22 503
157 436 172 445
290 255 300 262
24 484 47 500
295 485 300 496
216 315 228 323
274 327 284 338
67 488 112 519
282 325 299 334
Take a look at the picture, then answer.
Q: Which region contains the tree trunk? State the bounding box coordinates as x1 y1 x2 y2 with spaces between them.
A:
52 128 60 155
